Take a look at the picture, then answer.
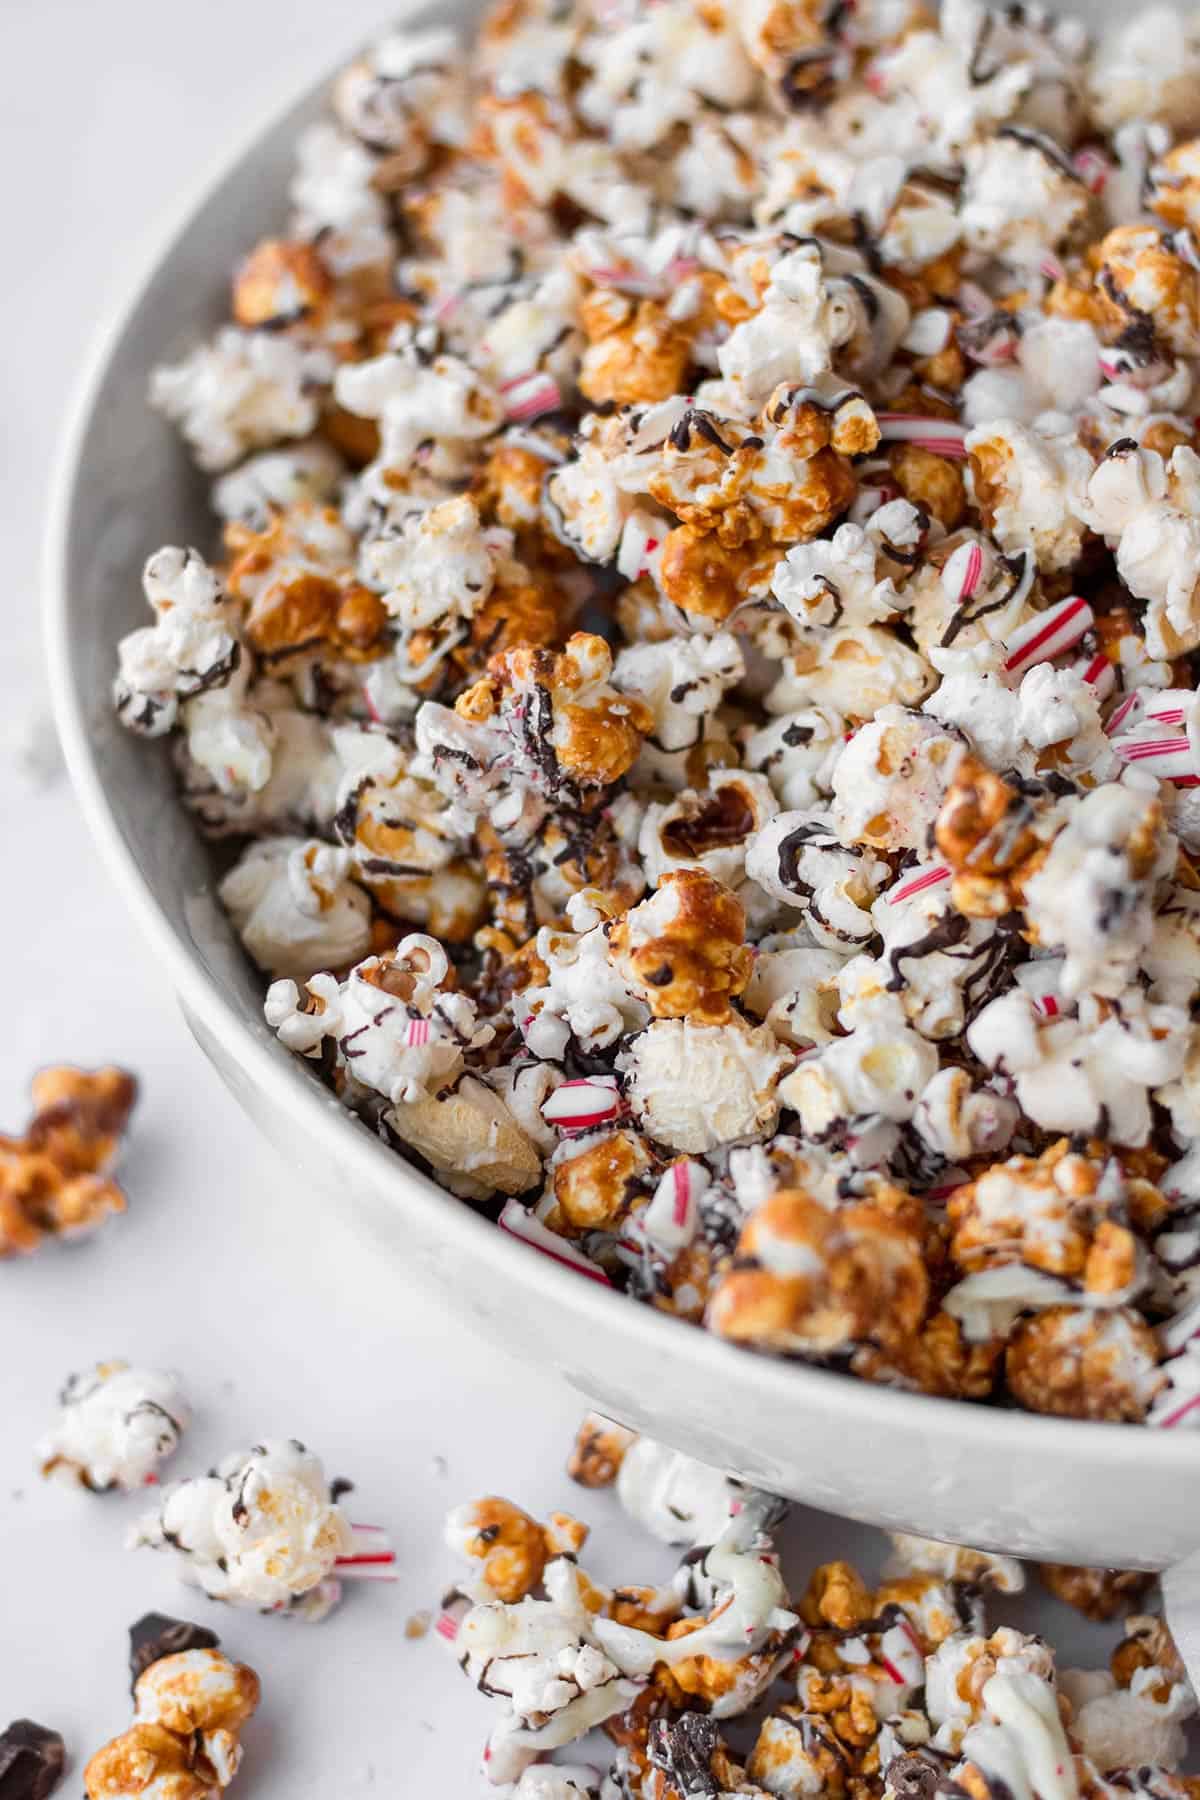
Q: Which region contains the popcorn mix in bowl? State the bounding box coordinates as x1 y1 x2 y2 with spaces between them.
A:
113 0 1200 1424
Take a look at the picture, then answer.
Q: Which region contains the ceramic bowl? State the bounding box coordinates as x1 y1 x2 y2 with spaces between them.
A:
45 3 1200 1570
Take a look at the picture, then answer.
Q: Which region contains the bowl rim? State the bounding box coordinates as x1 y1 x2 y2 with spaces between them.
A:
41 16 1200 1482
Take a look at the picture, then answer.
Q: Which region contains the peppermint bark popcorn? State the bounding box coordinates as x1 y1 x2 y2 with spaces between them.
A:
433 1426 1199 1795
115 0 1200 1420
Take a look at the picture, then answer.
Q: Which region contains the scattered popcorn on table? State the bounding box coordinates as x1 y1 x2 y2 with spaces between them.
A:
108 0 1200 1423
431 1424 1199 1797
84 1644 260 1800
1 1067 137 1258
128 1438 381 1620
37 1361 189 1494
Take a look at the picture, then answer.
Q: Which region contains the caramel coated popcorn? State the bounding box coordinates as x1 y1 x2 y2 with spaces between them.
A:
435 1425 1198 1796
115 0 1200 1422
84 1647 260 1800
1 1067 137 1257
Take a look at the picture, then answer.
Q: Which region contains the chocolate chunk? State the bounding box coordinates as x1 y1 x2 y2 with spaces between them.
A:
128 1613 220 1691
647 1714 722 1797
0 1720 65 1800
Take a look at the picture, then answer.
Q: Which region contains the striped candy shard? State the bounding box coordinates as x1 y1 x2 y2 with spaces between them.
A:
887 864 951 906
498 1199 614 1285
541 1077 623 1132
877 413 968 459
1111 734 1198 782
1003 595 1094 674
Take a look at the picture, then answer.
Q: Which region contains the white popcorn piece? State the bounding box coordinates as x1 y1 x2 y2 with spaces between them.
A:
264 935 492 1104
335 324 504 467
150 329 334 472
778 991 939 1135
130 1439 354 1616
37 1362 190 1494
618 1016 791 1154
1022 784 1176 998
114 548 240 738
219 837 372 981
967 986 1187 1148
614 1436 749 1548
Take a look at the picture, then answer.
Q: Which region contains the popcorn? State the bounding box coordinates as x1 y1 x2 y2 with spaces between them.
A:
115 0 1200 1427
456 1559 640 1784
114 549 239 738
612 632 743 789
1038 1563 1152 1622
37 1362 189 1494
959 129 1093 269
211 440 344 528
945 1143 1150 1334
1021 784 1176 997
1005 1306 1165 1421
334 324 503 468
618 1016 791 1154
84 1647 260 1800
1088 6 1200 133
445 1497 589 1602
264 934 492 1101
218 837 372 980
565 1414 637 1489
966 419 1092 574
332 27 467 172
966 986 1187 1149
606 871 754 1025
708 1188 929 1357
638 770 777 890
129 1439 355 1617
592 1498 800 1715
614 1436 748 1548
420 634 653 826
150 328 333 472
1 1066 137 1258
778 991 940 1135
830 707 961 853
745 810 889 950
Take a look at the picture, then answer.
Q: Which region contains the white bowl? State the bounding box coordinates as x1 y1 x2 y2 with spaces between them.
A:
45 12 1200 1572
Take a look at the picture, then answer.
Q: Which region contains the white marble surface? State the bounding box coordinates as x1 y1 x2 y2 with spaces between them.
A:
0 2 1138 1794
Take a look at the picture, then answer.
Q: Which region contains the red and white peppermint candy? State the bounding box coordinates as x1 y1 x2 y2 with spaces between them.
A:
498 1199 614 1285
434 1594 472 1643
1003 595 1094 675
888 864 951 906
405 1017 431 1048
641 1159 708 1254
1073 651 1115 699
541 1077 623 1132
1105 689 1142 737
942 540 984 604
876 414 968 459
1111 734 1199 783
503 371 562 422
336 1523 398 1582
1072 147 1110 194
617 512 663 582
